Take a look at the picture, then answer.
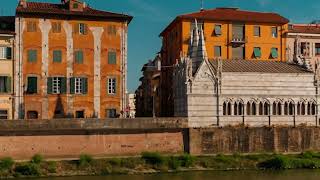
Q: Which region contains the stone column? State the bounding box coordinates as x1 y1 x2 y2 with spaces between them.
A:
281 103 284 115
231 103 234 116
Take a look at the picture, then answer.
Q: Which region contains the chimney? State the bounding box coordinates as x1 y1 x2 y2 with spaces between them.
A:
19 0 27 8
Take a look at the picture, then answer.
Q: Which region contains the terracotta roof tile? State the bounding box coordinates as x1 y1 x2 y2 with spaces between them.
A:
288 24 320 34
208 60 312 74
16 2 132 23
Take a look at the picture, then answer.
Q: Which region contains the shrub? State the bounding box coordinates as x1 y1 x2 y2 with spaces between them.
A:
258 155 289 169
79 154 93 167
120 158 144 169
108 158 121 166
180 154 195 167
168 157 181 170
47 161 57 173
0 157 14 171
100 163 112 175
141 152 166 166
31 154 44 164
14 163 40 176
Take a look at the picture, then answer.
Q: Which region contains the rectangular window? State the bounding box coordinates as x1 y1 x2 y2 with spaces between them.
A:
48 77 66 94
75 110 84 118
53 50 62 63
0 76 11 93
107 25 117 35
214 46 221 57
52 77 61 94
253 47 261 58
108 78 116 95
254 26 261 37
271 27 278 38
271 48 278 58
79 23 87 35
52 22 61 33
28 50 37 62
214 25 222 36
75 77 82 94
27 76 37 94
108 51 117 64
75 50 84 64
0 110 8 120
106 109 117 118
70 77 88 94
315 43 320 56
73 3 79 9
0 47 11 60
27 21 37 32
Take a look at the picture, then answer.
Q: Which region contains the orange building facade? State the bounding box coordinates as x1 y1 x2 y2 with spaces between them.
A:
14 0 132 119
159 8 289 116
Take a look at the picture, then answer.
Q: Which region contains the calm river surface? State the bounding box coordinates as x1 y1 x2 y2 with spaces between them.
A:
21 170 320 180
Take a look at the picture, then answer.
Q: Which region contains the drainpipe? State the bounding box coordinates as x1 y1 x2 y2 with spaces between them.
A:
12 35 15 120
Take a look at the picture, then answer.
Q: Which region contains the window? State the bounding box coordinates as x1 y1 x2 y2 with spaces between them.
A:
73 3 79 9
28 50 37 62
106 109 117 118
52 22 61 33
47 77 66 94
271 27 278 38
0 76 11 93
214 46 221 57
79 23 87 35
27 77 37 94
70 77 88 94
315 43 320 56
27 111 38 119
254 26 261 37
0 47 12 60
76 111 85 118
271 48 278 58
27 21 37 32
253 47 261 58
108 51 117 64
53 50 62 63
107 25 117 35
108 78 116 94
273 102 282 115
214 25 222 36
0 110 8 120
75 50 83 64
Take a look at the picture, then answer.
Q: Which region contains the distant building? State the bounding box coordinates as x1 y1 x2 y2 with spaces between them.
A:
14 0 132 119
174 20 319 127
135 54 161 117
160 7 289 117
286 24 320 71
126 93 136 118
0 16 15 120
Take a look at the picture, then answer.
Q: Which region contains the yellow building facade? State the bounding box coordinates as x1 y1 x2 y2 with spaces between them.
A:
0 16 15 120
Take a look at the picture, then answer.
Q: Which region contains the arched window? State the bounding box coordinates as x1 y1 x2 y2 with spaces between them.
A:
238 102 243 116
252 102 257 115
247 102 251 115
273 102 277 115
277 102 282 115
311 102 316 115
284 102 288 115
297 103 301 115
227 102 231 115
264 102 270 115
223 102 227 115
308 102 311 115
234 102 238 116
259 102 263 115
289 102 294 115
301 102 306 115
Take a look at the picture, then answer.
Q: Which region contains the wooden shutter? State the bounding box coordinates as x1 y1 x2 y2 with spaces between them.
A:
74 23 79 34
53 50 62 62
83 24 88 35
70 77 75 94
108 51 116 64
6 47 12 59
47 77 53 94
82 77 88 94
75 51 83 64
60 77 67 94
6 76 11 93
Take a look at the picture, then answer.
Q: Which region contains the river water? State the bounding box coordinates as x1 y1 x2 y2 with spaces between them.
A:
22 170 320 180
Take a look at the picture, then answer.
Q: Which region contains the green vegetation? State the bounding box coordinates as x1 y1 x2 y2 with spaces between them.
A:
2 152 320 178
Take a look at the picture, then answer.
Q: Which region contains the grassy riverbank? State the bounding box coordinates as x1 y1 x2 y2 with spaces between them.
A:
2 152 320 178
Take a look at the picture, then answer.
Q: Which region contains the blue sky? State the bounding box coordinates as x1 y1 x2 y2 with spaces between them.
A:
1 0 320 92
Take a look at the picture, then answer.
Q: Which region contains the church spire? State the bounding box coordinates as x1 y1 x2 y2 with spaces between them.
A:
190 19 199 59
197 25 208 60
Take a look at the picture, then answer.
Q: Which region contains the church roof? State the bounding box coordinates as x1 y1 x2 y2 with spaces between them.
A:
208 60 313 74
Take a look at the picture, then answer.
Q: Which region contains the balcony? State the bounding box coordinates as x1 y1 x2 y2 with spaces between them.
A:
230 35 247 44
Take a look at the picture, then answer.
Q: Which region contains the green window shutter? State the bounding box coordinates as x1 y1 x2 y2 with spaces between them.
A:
254 47 261 58
84 24 88 35
47 77 53 94
28 50 37 62
214 46 221 57
215 25 221 36
271 48 278 58
60 77 67 94
70 77 75 94
6 47 12 59
75 50 83 64
82 77 88 94
6 76 11 93
108 51 116 64
27 77 37 94
53 50 62 63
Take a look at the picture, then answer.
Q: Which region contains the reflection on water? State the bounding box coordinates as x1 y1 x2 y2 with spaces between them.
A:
21 170 320 180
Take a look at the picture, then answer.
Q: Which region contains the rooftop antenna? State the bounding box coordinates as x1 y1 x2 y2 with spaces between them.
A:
200 0 204 11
